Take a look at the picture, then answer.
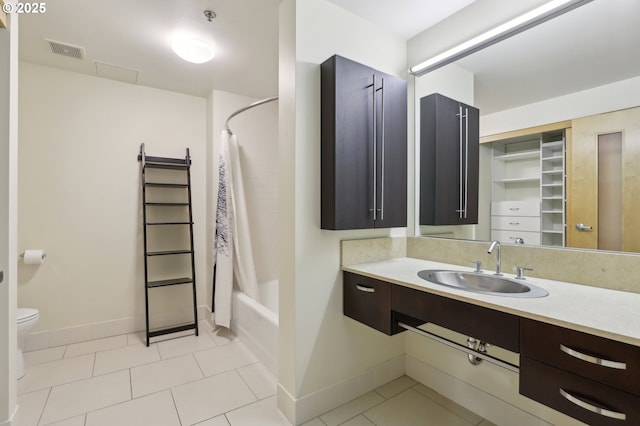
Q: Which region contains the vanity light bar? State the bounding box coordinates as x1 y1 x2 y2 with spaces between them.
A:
409 0 593 77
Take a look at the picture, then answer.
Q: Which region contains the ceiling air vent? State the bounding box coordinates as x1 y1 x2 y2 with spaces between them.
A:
47 39 85 60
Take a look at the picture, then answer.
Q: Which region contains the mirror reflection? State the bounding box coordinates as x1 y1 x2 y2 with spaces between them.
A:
416 0 640 253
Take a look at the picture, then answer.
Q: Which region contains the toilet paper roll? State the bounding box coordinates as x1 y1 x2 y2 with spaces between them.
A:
23 250 46 265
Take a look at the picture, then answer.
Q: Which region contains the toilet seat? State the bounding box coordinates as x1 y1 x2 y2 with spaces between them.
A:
17 308 39 325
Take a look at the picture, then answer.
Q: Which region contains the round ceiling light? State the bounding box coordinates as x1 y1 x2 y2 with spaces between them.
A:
172 37 215 64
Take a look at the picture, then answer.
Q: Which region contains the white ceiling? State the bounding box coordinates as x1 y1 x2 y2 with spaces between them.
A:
18 0 640 114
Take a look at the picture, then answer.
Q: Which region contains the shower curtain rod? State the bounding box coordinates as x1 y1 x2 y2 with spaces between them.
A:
224 96 279 135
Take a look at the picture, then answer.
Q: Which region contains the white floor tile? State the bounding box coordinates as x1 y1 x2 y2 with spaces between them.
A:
45 415 86 426
64 335 127 358
374 375 417 399
157 333 216 359
209 327 240 345
299 419 326 426
364 389 473 426
17 354 94 394
412 383 484 425
194 342 258 377
130 354 204 398
127 332 145 346
193 415 231 426
171 370 256 425
319 392 384 426
339 415 376 426
93 343 161 376
40 370 131 425
16 388 49 426
23 346 66 367
226 395 292 426
86 390 181 426
237 362 277 399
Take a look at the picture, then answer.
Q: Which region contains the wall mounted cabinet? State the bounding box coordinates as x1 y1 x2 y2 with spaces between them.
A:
419 93 479 226
321 55 407 230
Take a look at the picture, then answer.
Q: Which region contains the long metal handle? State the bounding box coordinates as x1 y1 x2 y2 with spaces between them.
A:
371 74 377 221
560 344 627 370
355 284 375 293
576 223 593 231
378 78 385 221
559 388 626 421
464 107 469 219
457 106 464 218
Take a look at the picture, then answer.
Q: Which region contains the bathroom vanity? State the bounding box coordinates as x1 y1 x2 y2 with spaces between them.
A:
343 257 640 425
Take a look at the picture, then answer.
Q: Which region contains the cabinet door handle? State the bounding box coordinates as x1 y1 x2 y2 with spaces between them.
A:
457 106 464 219
559 388 626 421
378 78 385 221
464 107 469 219
355 284 375 293
560 344 627 370
370 74 377 221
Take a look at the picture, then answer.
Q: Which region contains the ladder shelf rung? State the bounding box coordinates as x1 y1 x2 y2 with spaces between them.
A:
148 323 197 339
146 277 193 288
146 221 193 225
145 182 189 188
146 250 193 257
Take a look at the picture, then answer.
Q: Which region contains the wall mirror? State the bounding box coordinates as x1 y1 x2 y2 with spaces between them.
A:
415 0 640 253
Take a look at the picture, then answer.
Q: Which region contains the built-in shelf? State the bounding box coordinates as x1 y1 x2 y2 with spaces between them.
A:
491 130 566 247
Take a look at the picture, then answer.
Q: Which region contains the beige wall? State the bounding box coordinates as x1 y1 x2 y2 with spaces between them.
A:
278 0 409 411
17 63 207 334
0 12 19 425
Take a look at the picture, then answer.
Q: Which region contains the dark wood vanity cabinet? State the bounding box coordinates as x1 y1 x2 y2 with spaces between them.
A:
391 285 520 352
419 93 479 226
343 272 401 335
321 55 407 230
520 319 640 425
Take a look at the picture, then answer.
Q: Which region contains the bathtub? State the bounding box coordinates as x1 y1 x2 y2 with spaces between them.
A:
231 280 279 376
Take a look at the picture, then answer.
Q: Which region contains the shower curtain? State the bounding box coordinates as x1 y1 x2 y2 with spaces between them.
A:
213 131 260 328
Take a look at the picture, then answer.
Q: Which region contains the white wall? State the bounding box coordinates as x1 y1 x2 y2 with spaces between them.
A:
17 63 207 339
278 0 408 421
0 13 19 426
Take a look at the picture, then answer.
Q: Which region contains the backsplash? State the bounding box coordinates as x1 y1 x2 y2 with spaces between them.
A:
341 236 640 294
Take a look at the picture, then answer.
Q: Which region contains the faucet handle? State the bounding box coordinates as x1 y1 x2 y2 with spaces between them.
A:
470 260 483 273
515 266 534 280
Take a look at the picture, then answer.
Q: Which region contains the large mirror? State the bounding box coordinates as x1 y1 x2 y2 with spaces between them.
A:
416 0 640 253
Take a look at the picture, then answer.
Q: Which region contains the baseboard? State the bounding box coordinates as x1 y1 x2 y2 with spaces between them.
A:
0 404 18 426
24 304 211 351
277 354 405 425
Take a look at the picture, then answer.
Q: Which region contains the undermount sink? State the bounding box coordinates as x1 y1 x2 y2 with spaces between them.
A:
417 270 549 298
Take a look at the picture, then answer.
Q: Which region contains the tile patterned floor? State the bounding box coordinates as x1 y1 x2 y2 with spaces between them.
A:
18 321 495 426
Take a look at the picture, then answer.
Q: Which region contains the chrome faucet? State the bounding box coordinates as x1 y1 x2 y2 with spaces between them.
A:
487 240 502 276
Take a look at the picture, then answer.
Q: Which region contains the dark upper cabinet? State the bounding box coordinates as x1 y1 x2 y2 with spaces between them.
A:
419 93 479 225
321 55 407 230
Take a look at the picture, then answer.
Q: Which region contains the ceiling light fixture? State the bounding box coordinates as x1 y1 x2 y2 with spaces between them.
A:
171 9 216 64
409 0 593 76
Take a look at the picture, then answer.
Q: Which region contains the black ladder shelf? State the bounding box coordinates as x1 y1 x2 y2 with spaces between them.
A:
139 143 198 346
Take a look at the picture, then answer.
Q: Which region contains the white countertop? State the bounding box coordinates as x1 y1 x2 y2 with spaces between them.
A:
343 257 640 347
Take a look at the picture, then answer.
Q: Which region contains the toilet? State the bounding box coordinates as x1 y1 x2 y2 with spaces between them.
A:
17 308 39 379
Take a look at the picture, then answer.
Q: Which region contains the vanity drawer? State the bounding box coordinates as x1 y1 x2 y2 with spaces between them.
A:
521 357 640 425
391 285 519 352
490 230 541 245
344 272 398 335
491 200 539 217
491 216 540 232
521 319 640 395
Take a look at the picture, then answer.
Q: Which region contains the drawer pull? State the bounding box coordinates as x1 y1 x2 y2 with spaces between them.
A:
509 222 520 226
355 284 375 293
560 344 627 370
509 207 520 211
559 388 626 421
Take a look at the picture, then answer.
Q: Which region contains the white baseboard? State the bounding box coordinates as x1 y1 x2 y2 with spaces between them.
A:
0 404 18 426
277 354 405 425
24 305 211 351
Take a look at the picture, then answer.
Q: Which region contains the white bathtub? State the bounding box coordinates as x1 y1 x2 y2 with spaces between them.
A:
231 280 279 376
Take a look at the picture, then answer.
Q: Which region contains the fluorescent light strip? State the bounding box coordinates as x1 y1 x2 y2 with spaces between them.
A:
409 0 593 76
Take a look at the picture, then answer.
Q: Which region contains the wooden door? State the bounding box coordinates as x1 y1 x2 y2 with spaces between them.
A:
567 107 640 251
